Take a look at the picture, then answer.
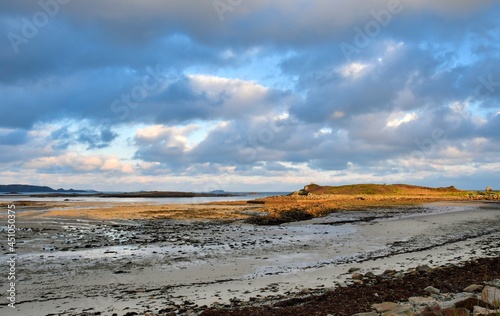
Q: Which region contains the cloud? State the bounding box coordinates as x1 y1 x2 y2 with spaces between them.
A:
0 1 499 190
50 122 118 150
0 128 29 145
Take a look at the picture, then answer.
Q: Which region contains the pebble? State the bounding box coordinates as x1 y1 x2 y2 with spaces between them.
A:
424 286 441 295
464 284 483 292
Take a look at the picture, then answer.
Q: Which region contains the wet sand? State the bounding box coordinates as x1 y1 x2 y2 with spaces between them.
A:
0 200 499 315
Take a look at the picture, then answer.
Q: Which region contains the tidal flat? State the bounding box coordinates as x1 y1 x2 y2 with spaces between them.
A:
0 199 499 315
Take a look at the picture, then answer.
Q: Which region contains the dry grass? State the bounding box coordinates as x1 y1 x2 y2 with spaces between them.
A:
4 202 263 221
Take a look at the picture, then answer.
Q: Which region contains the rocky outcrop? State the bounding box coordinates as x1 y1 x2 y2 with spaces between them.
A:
356 281 500 316
345 262 500 316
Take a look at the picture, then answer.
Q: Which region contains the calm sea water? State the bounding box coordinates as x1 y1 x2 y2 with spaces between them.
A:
0 192 290 204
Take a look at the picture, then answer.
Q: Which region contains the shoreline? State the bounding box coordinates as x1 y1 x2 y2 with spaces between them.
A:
0 200 498 315
201 256 500 316
1 195 498 223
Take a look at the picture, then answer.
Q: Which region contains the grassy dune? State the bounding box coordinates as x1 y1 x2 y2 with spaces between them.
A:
301 183 462 195
247 183 498 225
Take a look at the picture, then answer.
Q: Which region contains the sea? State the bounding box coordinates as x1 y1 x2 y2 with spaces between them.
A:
0 191 290 204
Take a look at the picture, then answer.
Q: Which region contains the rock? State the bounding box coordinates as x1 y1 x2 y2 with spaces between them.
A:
349 267 362 273
482 286 500 306
463 284 484 292
440 308 470 316
372 302 399 313
421 306 469 316
419 305 442 316
382 304 414 316
352 312 378 316
352 272 364 280
486 279 500 288
408 296 438 306
353 280 364 285
424 286 441 295
454 297 495 310
441 296 493 310
383 269 397 276
365 272 376 278
417 265 434 274
474 306 500 316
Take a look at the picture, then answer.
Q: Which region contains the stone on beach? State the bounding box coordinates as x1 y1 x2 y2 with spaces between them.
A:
381 304 414 316
417 265 434 274
351 312 378 316
424 286 441 295
473 306 500 316
372 302 400 313
463 284 484 292
440 307 471 316
481 286 500 306
408 296 438 306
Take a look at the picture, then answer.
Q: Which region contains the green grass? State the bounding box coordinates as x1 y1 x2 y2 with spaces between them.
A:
303 183 463 196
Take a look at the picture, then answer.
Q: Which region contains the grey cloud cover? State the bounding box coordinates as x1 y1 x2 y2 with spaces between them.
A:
1 0 499 190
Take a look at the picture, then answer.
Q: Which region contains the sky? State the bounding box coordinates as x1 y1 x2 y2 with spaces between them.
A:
1 0 499 192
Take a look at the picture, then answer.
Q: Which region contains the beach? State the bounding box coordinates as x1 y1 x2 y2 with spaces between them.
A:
0 199 498 315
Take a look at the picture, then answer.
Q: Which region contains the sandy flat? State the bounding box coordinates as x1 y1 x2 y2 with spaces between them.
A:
0 201 498 315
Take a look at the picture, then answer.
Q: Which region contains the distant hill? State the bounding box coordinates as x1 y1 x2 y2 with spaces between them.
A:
0 184 93 193
301 183 461 195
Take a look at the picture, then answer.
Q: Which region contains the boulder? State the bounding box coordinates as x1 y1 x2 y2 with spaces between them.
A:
440 308 470 316
408 296 438 306
372 302 399 313
421 306 470 316
352 312 378 316
486 279 500 289
481 286 500 306
473 306 500 316
453 297 494 310
440 295 495 312
464 284 484 293
382 304 414 316
352 272 364 280
424 286 441 295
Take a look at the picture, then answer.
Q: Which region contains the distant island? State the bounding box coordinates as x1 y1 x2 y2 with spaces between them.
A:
0 184 239 198
0 184 94 194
